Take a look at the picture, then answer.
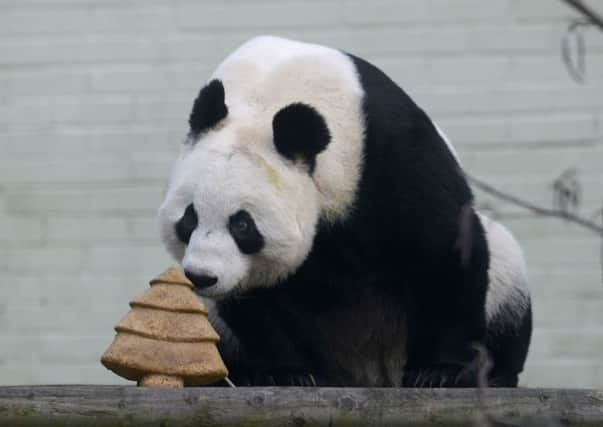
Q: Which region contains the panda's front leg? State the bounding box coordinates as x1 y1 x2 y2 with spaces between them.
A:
401 318 485 388
401 215 490 388
401 309 487 388
208 297 323 387
401 298 488 388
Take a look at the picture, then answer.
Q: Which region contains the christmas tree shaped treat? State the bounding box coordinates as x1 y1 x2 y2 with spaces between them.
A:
101 266 228 387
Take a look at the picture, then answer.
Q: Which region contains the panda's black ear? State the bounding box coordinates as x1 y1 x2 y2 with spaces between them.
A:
188 79 228 137
272 103 331 173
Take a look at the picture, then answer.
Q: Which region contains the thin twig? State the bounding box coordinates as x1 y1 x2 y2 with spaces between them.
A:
560 0 602 82
465 173 603 234
561 0 603 31
561 20 588 83
600 204 603 284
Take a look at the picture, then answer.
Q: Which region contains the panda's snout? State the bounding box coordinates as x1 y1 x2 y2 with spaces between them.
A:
184 270 218 289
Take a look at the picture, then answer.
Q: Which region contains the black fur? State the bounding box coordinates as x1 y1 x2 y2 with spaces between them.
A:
272 103 331 173
208 53 531 387
175 203 197 244
228 210 265 255
486 306 533 387
189 79 228 136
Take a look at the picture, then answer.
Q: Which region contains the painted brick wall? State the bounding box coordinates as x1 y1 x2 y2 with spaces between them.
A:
1 0 602 387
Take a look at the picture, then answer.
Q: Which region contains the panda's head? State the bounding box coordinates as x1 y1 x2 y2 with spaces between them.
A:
159 79 332 298
159 36 365 298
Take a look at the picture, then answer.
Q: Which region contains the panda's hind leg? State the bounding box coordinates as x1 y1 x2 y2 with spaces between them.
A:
479 213 532 387
486 304 532 387
402 302 532 389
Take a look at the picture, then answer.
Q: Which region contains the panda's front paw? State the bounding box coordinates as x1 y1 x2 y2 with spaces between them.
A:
402 364 479 388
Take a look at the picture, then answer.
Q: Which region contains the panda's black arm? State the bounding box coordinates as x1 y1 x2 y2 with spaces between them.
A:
209 295 326 387
400 210 490 388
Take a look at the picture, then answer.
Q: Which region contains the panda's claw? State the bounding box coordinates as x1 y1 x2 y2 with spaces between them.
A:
439 375 447 388
413 373 423 388
299 375 309 387
404 364 480 388
267 375 276 386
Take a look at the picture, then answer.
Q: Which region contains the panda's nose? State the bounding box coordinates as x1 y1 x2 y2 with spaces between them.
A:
184 271 218 289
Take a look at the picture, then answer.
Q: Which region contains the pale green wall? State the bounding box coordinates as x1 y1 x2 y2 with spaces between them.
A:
1 0 602 387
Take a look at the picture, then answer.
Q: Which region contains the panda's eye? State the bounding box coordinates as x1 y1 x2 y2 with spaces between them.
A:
175 203 198 244
230 217 250 235
228 210 264 255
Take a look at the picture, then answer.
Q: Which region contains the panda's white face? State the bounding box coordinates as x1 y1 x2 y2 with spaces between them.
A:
159 125 322 299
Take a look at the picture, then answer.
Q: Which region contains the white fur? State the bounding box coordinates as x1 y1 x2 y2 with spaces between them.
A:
478 214 530 326
210 35 365 223
159 36 365 297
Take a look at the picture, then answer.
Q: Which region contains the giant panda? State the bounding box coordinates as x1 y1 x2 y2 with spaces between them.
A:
158 36 532 387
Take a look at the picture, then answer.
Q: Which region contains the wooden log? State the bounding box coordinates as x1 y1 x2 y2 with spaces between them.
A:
1 385 603 426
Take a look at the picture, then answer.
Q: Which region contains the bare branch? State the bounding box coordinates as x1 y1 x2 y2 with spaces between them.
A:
562 20 588 83
560 1 602 82
561 0 603 30
465 173 603 234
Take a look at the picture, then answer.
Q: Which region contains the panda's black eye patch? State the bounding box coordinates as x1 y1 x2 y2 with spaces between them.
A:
175 203 198 244
228 210 264 255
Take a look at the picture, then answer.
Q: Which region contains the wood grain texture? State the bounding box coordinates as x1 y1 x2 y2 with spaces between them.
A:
1 386 603 426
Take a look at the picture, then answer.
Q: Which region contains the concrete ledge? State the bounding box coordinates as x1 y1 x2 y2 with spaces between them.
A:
1 385 603 426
